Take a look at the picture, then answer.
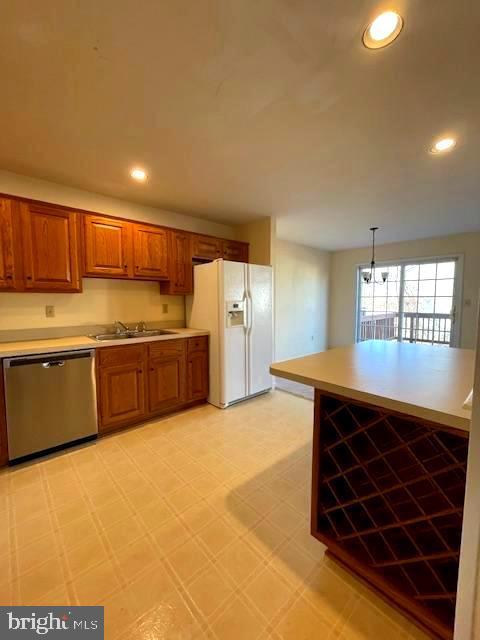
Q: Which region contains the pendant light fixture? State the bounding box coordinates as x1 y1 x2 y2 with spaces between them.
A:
362 227 388 284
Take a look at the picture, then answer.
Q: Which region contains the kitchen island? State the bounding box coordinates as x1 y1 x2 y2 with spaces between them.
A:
271 341 474 640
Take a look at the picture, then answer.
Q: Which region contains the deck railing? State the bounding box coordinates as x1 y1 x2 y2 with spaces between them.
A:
359 312 452 345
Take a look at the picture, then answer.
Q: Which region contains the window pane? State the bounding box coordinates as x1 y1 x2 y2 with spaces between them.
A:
357 258 457 346
373 279 388 297
435 298 453 314
420 263 437 279
436 279 454 297
419 280 436 297
405 264 419 280
404 281 419 297
373 297 387 313
418 297 434 313
386 298 399 313
360 298 374 312
361 281 373 297
437 262 455 279
403 297 418 313
386 266 400 281
387 280 400 297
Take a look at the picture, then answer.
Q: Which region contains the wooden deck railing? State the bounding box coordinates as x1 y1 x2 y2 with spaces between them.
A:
359 312 452 345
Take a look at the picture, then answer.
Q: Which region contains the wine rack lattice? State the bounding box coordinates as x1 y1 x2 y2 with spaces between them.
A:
314 393 468 639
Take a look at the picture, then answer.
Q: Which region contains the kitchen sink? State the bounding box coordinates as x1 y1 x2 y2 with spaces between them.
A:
90 329 174 341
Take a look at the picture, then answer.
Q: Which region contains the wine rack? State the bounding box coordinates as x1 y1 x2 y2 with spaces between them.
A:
312 391 468 640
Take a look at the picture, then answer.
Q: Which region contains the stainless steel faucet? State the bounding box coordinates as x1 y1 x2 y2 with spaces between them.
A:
135 320 146 333
114 320 130 334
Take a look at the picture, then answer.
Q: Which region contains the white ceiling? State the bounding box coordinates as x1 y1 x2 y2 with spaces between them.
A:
1 1 479 250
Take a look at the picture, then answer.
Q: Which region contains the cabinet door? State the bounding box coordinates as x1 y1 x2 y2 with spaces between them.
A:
99 363 146 431
83 214 133 278
0 362 8 466
0 198 18 291
187 351 209 401
160 231 193 294
20 202 81 292
222 240 249 263
148 354 186 414
133 224 168 279
191 234 222 261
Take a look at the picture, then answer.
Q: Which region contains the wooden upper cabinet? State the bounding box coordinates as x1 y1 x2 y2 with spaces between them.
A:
20 202 81 292
133 224 168 280
160 231 193 295
83 214 133 278
222 240 249 263
0 198 17 291
191 234 222 261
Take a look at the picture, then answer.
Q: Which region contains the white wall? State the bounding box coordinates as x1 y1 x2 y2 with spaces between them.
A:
329 232 480 350
0 279 185 331
0 170 235 237
0 171 236 333
236 218 272 266
274 239 330 362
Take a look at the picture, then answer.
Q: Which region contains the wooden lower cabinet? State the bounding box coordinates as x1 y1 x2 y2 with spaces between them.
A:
98 363 146 432
148 354 186 413
187 340 209 401
96 337 208 434
0 363 8 466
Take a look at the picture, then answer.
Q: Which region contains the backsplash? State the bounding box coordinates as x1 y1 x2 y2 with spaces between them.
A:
0 278 185 336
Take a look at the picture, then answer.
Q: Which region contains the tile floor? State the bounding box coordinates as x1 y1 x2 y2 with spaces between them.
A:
0 390 430 639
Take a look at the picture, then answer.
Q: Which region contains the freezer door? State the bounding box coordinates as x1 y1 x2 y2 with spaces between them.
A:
221 260 248 406
247 264 273 396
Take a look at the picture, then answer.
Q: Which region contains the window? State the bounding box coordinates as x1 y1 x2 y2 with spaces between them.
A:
356 258 460 346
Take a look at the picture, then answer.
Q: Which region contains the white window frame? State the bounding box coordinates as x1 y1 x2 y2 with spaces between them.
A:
354 253 464 347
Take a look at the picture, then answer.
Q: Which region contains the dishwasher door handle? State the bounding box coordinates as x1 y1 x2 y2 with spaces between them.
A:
42 361 66 368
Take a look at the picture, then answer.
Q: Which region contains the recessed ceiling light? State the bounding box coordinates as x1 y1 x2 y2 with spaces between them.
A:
130 168 147 181
363 11 404 49
430 138 457 154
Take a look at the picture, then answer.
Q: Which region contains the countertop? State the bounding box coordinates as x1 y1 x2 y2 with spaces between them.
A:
270 341 474 432
0 328 209 359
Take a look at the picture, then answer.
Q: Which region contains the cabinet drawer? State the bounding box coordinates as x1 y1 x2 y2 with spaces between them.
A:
148 339 186 360
98 344 145 368
187 336 208 353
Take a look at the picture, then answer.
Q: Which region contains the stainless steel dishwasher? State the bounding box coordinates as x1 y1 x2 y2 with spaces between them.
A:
4 349 98 463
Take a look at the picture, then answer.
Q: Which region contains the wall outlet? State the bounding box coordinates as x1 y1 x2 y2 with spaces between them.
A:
45 305 55 318
162 303 168 314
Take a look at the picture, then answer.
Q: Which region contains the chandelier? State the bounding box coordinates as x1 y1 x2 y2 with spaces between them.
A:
362 227 388 284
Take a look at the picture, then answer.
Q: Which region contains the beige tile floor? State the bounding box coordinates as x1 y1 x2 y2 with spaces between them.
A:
0 390 430 639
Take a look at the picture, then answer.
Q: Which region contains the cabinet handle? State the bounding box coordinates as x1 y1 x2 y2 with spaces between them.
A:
26 276 32 280
124 264 128 269
138 369 143 373
150 367 154 372
6 274 13 280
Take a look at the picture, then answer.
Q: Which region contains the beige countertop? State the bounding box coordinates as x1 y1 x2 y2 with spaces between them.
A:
0 328 209 359
271 341 474 432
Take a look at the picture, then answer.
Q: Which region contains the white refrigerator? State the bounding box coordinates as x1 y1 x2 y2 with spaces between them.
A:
187 259 273 408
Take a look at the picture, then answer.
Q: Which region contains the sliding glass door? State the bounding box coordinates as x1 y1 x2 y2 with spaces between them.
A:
356 258 460 347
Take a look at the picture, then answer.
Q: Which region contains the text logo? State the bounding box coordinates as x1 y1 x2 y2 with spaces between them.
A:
0 607 104 638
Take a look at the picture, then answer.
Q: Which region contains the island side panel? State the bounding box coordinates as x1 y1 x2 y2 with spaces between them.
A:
311 391 469 640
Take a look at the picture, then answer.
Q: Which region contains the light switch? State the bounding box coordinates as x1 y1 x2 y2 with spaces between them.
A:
162 303 168 314
45 305 55 318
